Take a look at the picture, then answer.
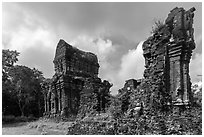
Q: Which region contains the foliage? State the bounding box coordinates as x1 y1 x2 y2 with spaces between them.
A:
108 97 123 120
77 78 112 119
67 106 202 135
191 82 202 106
67 82 202 135
2 49 45 118
151 20 165 34
77 92 98 119
2 49 20 78
7 65 45 117
2 49 20 115
95 80 113 112
31 68 46 117
8 66 34 116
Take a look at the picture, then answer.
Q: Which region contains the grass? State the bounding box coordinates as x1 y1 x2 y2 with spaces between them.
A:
2 118 74 135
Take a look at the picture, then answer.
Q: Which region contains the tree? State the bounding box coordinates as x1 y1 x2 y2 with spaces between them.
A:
8 65 37 116
2 49 20 80
31 68 45 117
2 49 46 117
191 82 202 106
2 49 20 115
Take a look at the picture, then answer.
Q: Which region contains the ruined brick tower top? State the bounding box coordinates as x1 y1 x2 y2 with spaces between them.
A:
53 39 99 78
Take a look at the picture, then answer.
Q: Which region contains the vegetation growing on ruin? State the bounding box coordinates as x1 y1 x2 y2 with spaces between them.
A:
151 20 165 34
2 7 202 135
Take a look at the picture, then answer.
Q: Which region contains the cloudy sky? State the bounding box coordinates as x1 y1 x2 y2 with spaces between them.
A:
2 2 202 95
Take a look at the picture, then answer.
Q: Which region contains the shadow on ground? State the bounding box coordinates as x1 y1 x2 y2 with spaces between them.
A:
2 122 28 128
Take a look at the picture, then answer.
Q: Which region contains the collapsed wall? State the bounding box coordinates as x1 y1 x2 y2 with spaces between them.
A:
77 78 112 119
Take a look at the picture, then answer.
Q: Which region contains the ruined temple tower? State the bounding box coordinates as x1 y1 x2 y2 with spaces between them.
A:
43 39 112 117
142 7 196 109
44 39 100 116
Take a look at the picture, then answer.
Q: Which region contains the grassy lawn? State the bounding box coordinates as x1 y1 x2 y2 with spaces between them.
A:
2 119 73 135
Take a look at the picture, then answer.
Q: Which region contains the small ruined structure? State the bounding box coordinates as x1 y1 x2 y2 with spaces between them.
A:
119 79 141 94
43 39 112 117
142 7 196 110
118 79 142 112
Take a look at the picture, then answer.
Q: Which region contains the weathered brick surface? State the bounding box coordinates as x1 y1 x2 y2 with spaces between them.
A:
141 7 196 110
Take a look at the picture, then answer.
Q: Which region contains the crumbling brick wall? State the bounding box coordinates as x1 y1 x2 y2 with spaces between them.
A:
117 79 142 113
142 7 196 110
142 27 171 110
77 77 112 119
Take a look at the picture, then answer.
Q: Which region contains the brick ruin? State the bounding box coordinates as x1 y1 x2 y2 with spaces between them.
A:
43 7 196 118
43 39 112 117
142 7 196 110
117 7 196 113
65 7 200 135
117 79 142 112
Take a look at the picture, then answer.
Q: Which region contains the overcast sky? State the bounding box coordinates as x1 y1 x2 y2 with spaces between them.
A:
2 2 202 95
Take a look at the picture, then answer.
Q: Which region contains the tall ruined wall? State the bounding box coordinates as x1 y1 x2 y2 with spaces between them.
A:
142 7 196 110
142 30 170 109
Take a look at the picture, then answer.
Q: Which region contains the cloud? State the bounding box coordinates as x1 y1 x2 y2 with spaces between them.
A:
2 25 57 78
2 3 57 52
118 41 145 80
70 35 115 57
3 27 56 52
69 34 116 77
15 46 55 77
2 2 202 95
190 53 202 82
2 3 58 78
110 41 145 95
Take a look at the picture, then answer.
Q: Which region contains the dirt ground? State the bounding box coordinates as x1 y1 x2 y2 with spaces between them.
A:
2 120 74 135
